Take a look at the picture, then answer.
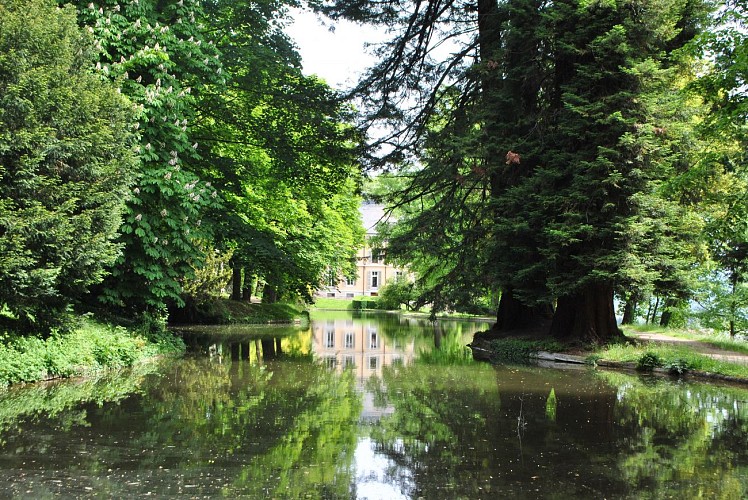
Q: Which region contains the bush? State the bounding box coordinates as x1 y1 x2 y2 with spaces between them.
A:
377 276 415 310
352 299 381 310
636 351 662 371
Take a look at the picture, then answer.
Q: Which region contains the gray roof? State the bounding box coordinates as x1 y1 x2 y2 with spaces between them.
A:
360 202 392 234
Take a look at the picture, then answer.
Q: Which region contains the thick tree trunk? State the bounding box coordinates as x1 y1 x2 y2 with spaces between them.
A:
231 265 242 301
550 284 622 344
493 288 554 333
263 285 278 304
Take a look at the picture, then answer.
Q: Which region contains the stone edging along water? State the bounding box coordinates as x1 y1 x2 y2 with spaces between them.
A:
532 351 748 386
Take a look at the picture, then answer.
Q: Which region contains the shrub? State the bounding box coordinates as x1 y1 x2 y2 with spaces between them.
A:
636 352 662 371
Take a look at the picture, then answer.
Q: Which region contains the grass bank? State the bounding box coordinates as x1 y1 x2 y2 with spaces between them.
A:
0 318 185 387
473 327 748 382
590 343 748 379
622 324 748 354
170 298 307 325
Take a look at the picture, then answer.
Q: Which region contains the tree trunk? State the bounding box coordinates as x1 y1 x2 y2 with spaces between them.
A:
263 285 278 304
231 265 242 301
649 296 660 324
659 297 677 327
241 267 253 301
275 337 283 356
493 288 554 333
621 292 638 324
550 284 622 344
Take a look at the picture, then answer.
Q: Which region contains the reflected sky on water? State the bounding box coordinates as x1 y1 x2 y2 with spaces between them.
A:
0 311 747 498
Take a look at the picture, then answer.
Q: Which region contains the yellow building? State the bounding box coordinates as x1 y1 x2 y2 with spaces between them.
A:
318 202 407 299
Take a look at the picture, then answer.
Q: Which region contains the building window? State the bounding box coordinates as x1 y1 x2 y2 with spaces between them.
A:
327 292 336 298
368 356 379 370
326 270 337 287
370 271 380 289
371 249 383 264
369 332 378 349
324 356 337 369
325 330 335 348
345 276 356 286
345 332 355 349
345 292 355 298
344 356 355 368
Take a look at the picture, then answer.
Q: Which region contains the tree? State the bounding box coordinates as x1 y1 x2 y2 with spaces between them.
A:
321 0 710 342
193 0 364 304
688 1 748 336
68 0 224 312
0 0 135 332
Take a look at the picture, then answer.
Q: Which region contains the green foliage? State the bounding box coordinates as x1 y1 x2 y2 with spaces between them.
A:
336 0 711 341
68 0 224 311
636 351 662 371
0 318 184 387
194 0 364 304
376 275 416 310
180 246 233 304
171 298 305 325
351 298 381 310
0 0 135 332
597 343 748 379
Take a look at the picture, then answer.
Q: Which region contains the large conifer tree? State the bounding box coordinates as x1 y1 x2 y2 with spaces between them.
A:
320 0 710 342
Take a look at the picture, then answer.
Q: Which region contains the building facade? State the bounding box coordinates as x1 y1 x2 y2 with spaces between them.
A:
318 202 406 299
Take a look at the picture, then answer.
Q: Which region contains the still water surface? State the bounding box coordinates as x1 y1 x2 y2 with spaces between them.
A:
0 311 747 498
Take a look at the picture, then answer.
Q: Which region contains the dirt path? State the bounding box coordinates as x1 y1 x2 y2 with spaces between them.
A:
632 332 748 365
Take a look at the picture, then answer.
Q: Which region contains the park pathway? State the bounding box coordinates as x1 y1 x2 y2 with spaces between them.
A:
632 332 748 365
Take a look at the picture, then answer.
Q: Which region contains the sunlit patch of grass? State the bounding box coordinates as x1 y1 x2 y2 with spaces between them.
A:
595 343 748 379
310 297 354 310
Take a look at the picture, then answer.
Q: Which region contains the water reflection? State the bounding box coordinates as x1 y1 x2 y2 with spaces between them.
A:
0 312 746 498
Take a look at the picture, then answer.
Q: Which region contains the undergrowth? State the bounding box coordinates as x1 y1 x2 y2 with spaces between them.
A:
0 318 185 387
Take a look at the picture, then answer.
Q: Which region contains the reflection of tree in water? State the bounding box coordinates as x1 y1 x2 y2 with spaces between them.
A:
133 351 362 498
364 363 654 498
598 371 748 498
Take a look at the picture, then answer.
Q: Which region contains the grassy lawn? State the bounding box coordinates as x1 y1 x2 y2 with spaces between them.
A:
310 297 354 310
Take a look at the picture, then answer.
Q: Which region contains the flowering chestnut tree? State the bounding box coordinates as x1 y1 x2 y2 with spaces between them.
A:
70 0 224 310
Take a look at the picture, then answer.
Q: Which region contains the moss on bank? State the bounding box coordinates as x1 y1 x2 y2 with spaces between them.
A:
0 318 185 387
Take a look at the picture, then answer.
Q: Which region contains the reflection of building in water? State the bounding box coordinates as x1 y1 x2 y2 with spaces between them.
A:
312 318 415 381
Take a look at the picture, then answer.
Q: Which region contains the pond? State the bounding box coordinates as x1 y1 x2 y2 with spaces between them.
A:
0 311 747 498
